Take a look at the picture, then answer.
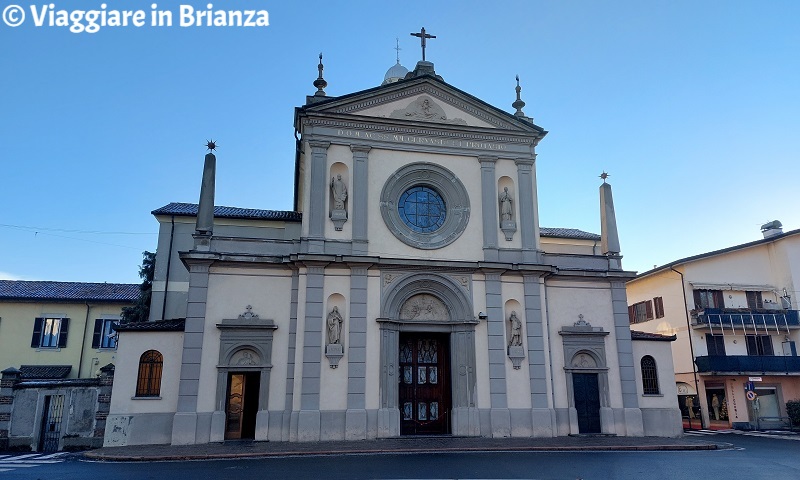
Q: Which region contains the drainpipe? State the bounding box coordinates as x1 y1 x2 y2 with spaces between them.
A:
671 266 703 428
77 302 91 378
160 215 175 321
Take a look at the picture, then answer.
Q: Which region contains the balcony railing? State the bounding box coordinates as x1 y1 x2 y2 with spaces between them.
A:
695 355 800 373
694 308 799 333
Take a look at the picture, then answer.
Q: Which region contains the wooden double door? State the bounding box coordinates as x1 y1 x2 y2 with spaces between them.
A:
399 333 451 435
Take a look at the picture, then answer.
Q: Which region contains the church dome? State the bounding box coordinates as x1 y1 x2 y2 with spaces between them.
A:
382 62 409 85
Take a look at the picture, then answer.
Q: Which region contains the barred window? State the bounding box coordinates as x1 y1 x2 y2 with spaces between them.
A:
640 355 660 395
136 350 163 397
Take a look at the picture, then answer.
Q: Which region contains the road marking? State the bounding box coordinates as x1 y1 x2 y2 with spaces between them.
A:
0 463 36 468
7 453 40 460
38 452 68 459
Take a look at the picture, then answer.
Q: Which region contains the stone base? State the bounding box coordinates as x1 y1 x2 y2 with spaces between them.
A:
531 408 556 437
209 410 226 442
600 407 616 434
345 409 367 440
377 408 399 438
623 407 644 437
507 345 525 369
326 344 344 368
171 412 198 445
330 209 347 231
451 407 480 436
490 408 511 437
255 410 270 441
297 410 321 442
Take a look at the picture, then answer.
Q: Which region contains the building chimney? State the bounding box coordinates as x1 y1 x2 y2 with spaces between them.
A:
761 220 783 239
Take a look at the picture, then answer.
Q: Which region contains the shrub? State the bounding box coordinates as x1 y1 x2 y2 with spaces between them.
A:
787 400 800 428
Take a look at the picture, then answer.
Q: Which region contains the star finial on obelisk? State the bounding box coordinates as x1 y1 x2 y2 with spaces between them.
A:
600 171 609 183
410 27 436 62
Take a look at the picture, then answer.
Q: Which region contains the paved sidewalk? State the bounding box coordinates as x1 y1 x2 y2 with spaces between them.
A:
82 435 724 462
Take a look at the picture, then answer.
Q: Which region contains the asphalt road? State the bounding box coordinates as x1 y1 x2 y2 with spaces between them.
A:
2 434 798 479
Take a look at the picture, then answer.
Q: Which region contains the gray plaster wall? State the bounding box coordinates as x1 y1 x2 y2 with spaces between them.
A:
105 413 175 446
641 408 683 437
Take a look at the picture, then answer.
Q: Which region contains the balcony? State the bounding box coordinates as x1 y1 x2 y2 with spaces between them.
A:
694 308 799 332
695 355 800 374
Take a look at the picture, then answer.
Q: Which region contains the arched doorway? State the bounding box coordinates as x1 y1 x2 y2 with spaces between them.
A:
377 273 478 437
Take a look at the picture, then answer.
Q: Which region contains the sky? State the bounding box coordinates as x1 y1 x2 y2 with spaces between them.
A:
2 0 799 284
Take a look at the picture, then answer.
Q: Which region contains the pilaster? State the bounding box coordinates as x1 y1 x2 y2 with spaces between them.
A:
351 145 371 255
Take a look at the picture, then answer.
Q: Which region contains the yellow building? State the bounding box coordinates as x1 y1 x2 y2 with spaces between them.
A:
0 280 139 379
626 223 800 430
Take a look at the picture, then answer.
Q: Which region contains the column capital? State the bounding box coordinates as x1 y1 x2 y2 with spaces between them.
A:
514 157 535 169
478 155 498 166
308 140 331 151
350 144 372 154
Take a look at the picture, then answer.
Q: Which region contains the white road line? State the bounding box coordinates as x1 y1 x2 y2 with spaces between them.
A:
0 468 14 472
0 464 36 468
38 452 68 459
7 454 40 460
5 459 63 464
0 455 9 459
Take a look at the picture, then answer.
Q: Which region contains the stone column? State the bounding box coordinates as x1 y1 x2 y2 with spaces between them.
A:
377 323 400 438
0 368 21 450
351 145 371 255
451 325 480 436
345 265 369 439
515 157 540 262
479 156 499 262
307 141 331 253
523 274 556 436
280 269 300 442
171 258 213 445
298 263 326 441
611 281 643 436
485 270 510 437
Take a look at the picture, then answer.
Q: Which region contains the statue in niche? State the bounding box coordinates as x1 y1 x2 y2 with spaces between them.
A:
327 306 344 345
499 187 517 241
499 187 513 221
508 311 523 347
330 174 348 210
329 174 348 231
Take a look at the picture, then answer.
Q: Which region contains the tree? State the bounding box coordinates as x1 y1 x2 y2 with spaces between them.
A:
121 251 155 323
787 400 800 430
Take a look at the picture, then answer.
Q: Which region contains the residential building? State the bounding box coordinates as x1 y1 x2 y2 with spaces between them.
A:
626 223 800 430
104 52 681 447
0 280 138 450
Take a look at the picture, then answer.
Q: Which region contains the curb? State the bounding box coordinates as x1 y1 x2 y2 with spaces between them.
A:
81 443 720 462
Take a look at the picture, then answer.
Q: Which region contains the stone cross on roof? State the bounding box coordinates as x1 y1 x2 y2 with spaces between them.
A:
410 27 436 62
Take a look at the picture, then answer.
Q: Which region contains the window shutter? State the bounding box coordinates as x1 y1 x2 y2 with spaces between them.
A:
654 297 664 318
714 290 725 309
693 290 702 309
31 317 44 348
58 318 70 348
91 319 103 348
645 300 654 320
628 305 635 324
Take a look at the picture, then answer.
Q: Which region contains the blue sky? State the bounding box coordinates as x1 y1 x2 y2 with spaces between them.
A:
2 0 799 284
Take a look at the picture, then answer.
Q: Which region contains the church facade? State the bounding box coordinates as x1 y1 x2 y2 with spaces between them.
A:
104 53 681 446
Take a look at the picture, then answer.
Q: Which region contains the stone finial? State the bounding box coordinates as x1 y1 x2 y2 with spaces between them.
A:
313 53 327 97
512 75 526 117
238 305 259 320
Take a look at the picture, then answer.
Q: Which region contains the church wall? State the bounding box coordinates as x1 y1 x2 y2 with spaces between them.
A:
545 280 621 409
291 270 308 412
365 148 484 261
354 93 497 129
108 331 183 414
199 269 294 413
364 271 382 411
320 269 350 411
632 339 682 436
539 238 597 256
502 276 532 409
323 147 353 240
495 161 522 251
471 274 491 409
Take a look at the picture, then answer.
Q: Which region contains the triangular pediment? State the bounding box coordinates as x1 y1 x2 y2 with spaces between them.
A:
303 77 543 134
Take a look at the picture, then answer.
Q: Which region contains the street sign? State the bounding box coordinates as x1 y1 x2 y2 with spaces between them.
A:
746 390 757 401
748 376 762 382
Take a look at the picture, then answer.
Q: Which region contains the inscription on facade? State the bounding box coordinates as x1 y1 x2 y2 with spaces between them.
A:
336 129 507 151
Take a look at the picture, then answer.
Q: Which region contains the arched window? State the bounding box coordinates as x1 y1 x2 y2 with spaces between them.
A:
640 355 659 395
136 350 163 397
